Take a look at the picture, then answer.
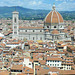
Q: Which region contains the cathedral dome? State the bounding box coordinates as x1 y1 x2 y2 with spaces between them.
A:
45 4 64 24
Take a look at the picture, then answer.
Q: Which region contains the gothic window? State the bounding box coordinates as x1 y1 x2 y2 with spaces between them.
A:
54 26 56 28
14 18 16 23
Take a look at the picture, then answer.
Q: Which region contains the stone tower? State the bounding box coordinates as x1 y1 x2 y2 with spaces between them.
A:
12 11 19 38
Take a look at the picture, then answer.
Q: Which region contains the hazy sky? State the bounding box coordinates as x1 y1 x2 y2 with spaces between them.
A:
0 0 75 11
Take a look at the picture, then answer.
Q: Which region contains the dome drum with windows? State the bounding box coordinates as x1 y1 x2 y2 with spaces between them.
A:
44 3 64 24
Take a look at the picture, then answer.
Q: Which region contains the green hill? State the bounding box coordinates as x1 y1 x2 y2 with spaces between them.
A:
0 6 75 20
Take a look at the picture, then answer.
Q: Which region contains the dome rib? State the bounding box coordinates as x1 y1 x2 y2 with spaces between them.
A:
52 11 59 23
45 11 52 24
57 12 64 23
51 11 54 24
56 11 60 24
45 4 64 24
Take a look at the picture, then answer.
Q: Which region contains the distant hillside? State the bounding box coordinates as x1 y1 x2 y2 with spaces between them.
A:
0 6 75 20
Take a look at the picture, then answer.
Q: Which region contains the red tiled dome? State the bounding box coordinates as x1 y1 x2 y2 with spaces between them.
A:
45 4 64 24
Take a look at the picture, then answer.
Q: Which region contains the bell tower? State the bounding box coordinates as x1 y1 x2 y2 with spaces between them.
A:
12 11 19 38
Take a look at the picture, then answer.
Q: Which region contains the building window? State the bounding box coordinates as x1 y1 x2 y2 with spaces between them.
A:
40 37 42 40
58 61 59 62
40 30 42 32
54 26 56 28
33 37 34 40
29 63 31 65
50 64 51 66
47 26 49 28
60 26 62 28
66 36 67 38
14 26 17 28
50 60 52 62
25 30 27 32
57 64 59 66
14 18 16 23
14 32 17 34
47 60 49 62
55 64 56 66
33 30 35 32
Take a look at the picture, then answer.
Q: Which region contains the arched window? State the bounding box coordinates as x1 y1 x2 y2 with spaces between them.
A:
14 18 16 23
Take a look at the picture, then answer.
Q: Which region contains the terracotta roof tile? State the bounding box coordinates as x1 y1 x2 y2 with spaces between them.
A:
51 29 59 34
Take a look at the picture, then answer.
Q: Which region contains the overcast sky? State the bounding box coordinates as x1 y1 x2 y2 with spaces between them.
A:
0 0 75 11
